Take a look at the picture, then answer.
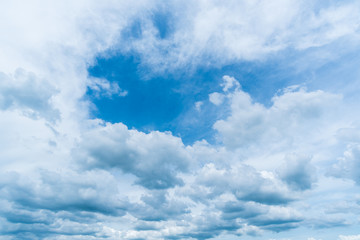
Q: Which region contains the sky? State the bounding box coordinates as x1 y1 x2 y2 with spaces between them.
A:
1 0 360 239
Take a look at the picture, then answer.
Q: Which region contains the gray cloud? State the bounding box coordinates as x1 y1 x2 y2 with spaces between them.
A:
196 163 294 205
127 190 189 221
0 169 129 239
216 200 303 234
277 154 317 190
75 122 191 189
0 170 126 223
218 201 264 220
0 69 59 122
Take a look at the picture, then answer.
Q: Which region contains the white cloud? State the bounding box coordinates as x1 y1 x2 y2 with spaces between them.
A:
221 75 240 92
209 92 225 106
213 81 342 154
75 122 191 189
87 77 128 98
108 0 360 73
195 101 203 111
1 1 360 239
339 235 360 240
330 143 360 184
296 3 360 50
0 69 59 122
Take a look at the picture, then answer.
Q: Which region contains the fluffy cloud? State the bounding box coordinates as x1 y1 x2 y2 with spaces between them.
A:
195 163 294 205
0 170 125 216
213 83 341 151
1 0 360 239
75 122 191 189
0 169 128 239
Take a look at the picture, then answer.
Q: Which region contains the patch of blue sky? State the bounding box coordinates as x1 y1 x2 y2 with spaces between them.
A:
86 55 273 144
87 38 360 145
87 10 360 145
87 54 222 144
151 8 173 39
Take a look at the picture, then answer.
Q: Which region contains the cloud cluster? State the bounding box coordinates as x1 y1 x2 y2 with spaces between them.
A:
111 0 360 73
1 74 358 239
75 122 191 189
213 81 341 152
1 0 360 239
0 169 125 239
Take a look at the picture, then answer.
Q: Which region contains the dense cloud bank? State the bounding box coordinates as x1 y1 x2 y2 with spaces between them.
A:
1 0 360 239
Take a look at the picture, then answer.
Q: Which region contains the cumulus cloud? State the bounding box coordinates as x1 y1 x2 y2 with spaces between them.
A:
0 170 125 216
213 81 341 152
128 191 189 221
195 163 294 205
217 200 302 232
1 0 360 239
75 122 191 189
277 154 317 190
0 169 129 239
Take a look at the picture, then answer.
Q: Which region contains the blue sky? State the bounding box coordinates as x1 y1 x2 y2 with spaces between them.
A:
1 1 360 240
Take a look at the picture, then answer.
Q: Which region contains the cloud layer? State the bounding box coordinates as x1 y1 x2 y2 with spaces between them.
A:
1 1 360 239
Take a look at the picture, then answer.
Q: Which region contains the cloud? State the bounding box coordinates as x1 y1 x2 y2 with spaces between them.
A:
109 1 360 73
329 143 360 185
0 170 125 216
217 200 303 233
1 1 360 239
213 80 342 152
196 162 295 205
0 169 129 239
195 101 203 111
247 205 302 232
339 235 360 240
87 77 128 98
277 154 317 190
209 92 225 106
307 217 350 229
128 191 189 221
75 122 191 189
0 69 59 122
221 75 240 92
295 2 360 50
